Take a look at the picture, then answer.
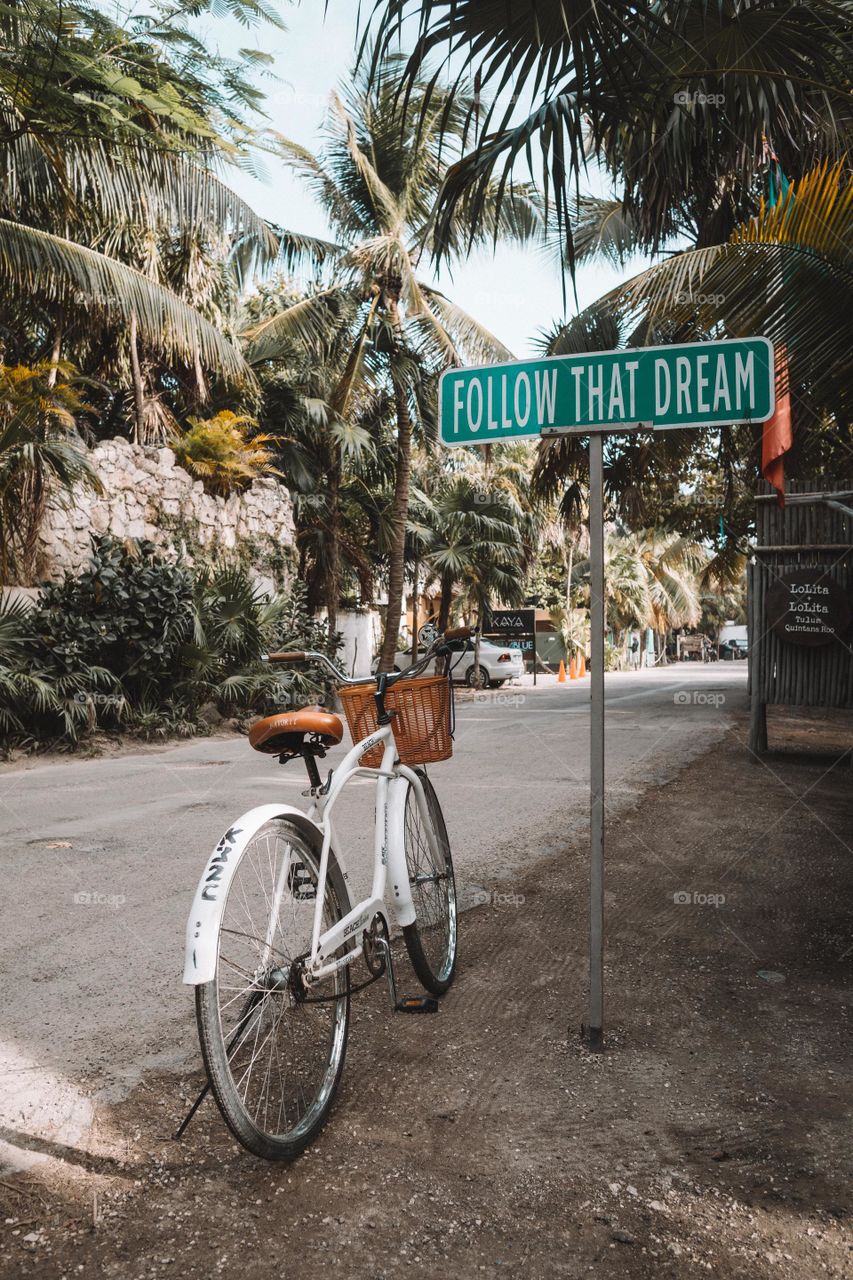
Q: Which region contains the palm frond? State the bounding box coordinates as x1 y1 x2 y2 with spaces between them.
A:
270 226 348 274
579 160 853 418
415 283 513 363
362 0 853 266
330 92 403 233
272 133 372 240
570 195 642 268
241 287 354 364
0 218 252 383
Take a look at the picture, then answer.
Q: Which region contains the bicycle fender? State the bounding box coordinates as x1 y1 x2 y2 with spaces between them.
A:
183 804 325 985
386 775 417 928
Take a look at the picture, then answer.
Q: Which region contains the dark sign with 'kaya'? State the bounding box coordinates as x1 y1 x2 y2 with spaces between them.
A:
765 570 852 647
485 608 536 655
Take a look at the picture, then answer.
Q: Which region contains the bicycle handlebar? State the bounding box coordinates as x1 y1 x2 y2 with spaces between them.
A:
262 625 478 686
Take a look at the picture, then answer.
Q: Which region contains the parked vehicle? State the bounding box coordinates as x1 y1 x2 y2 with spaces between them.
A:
375 638 524 687
719 623 748 659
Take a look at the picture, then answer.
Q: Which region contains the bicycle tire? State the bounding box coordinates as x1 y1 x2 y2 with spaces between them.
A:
195 818 351 1160
402 772 457 995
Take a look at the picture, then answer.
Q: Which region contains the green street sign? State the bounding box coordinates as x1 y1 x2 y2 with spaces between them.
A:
439 337 775 446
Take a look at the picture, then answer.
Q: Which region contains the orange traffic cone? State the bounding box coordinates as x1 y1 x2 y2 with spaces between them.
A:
557 659 567 683
578 652 586 677
569 656 578 679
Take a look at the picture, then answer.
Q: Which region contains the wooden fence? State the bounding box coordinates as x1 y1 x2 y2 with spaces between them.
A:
747 478 853 752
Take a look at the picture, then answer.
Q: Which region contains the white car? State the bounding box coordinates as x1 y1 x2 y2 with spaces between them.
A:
376 638 525 688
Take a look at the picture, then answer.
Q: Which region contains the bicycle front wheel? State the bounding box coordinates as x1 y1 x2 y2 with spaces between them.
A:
195 818 351 1161
402 772 457 994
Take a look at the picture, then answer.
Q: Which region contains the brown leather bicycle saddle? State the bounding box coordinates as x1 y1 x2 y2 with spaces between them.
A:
248 708 344 755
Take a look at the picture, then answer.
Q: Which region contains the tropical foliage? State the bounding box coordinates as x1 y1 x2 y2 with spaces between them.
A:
365 1 852 557
0 540 338 753
2 3 849 747
173 411 281 496
0 0 282 424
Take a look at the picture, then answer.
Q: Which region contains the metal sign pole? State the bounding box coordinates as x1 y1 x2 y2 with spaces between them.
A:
586 432 605 1051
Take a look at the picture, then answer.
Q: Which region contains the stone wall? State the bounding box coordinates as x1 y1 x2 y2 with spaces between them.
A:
39 436 295 582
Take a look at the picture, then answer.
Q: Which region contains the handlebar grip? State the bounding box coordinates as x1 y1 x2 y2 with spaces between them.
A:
265 651 306 663
443 626 474 642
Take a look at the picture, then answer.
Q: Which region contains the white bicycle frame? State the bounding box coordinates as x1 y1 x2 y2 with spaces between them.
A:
183 721 444 987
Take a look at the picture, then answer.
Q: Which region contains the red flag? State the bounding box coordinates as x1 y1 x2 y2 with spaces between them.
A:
762 346 793 507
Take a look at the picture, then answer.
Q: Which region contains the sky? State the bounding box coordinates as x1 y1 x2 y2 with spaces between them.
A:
213 0 650 357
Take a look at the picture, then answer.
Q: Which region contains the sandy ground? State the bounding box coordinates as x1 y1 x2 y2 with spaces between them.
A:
0 697 850 1279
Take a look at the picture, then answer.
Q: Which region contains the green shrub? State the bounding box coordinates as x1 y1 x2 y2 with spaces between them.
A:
32 536 194 706
0 593 122 751
0 539 341 752
179 567 336 716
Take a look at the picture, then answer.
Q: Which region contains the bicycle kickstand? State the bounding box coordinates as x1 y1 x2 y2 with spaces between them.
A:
373 935 438 1014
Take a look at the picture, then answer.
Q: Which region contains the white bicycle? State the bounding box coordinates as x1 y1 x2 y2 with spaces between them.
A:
182 627 470 1160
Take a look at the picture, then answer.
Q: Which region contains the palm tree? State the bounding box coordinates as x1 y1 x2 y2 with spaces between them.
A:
422 473 527 638
242 54 541 668
0 0 295 395
576 161 853 435
247 281 400 636
364 1 852 266
534 160 853 562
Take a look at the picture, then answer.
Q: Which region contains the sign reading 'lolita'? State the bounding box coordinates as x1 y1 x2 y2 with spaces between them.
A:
765 569 852 647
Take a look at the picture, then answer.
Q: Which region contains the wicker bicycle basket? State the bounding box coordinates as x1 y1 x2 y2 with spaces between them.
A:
338 675 453 768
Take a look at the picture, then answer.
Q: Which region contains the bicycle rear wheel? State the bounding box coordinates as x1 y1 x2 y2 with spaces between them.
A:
402 772 457 994
195 818 351 1160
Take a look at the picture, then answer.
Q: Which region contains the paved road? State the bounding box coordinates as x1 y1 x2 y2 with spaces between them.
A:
0 663 747 1171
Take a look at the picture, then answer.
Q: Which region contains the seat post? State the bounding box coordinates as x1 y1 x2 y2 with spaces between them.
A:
300 743 323 791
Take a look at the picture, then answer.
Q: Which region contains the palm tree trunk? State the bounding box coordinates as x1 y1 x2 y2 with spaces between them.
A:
566 539 574 656
437 576 453 632
411 550 420 661
473 604 482 683
20 468 46 585
46 318 63 387
326 459 342 643
378 361 413 672
128 311 146 444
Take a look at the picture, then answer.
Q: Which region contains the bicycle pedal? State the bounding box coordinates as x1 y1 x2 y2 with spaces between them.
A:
396 996 439 1014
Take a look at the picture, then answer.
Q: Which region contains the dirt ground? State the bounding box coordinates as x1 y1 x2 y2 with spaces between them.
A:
2 705 851 1279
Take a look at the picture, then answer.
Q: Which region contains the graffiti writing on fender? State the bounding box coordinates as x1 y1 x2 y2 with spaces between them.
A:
201 826 242 901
